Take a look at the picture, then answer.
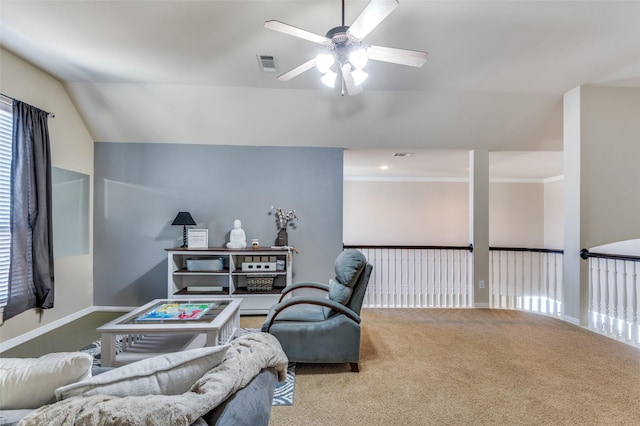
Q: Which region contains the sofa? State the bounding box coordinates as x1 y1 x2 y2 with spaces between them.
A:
0 332 288 426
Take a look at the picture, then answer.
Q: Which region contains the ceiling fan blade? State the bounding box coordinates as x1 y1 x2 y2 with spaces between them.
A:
348 0 398 40
277 58 317 81
366 45 428 67
264 20 330 45
341 64 362 96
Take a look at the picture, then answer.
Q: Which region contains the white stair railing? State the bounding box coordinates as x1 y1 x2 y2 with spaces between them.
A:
489 248 564 316
582 248 640 347
344 245 474 308
345 245 564 316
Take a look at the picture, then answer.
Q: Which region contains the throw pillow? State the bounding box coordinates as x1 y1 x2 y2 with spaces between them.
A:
0 352 93 409
55 345 230 400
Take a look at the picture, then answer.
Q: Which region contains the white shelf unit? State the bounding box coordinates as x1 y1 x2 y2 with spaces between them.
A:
166 247 293 315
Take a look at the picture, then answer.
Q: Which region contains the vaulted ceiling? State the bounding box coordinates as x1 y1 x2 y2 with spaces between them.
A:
2 1 639 178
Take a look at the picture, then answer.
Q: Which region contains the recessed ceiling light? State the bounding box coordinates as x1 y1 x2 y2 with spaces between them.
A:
380 165 389 170
392 152 414 157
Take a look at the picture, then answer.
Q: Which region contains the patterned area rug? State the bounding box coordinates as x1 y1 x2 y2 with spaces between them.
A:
79 329 295 406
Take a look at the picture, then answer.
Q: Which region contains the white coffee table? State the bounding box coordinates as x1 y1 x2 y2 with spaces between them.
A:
97 298 241 367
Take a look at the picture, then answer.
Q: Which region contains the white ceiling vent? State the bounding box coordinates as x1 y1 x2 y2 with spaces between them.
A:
257 55 277 72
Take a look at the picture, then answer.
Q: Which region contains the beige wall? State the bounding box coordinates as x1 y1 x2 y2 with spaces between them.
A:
0 48 94 344
579 86 640 247
343 181 470 246
344 180 554 248
489 182 544 247
544 178 564 249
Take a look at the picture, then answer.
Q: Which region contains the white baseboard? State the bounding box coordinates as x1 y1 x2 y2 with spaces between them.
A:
562 314 581 326
0 305 134 353
473 302 490 309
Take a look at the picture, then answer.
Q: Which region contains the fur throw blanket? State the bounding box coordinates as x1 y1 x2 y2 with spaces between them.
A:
19 332 288 426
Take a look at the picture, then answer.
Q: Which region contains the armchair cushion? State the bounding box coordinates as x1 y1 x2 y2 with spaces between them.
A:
324 250 366 318
328 278 352 305
269 302 326 323
335 250 367 287
325 278 353 318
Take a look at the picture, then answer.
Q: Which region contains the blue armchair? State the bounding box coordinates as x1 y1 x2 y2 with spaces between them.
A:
261 250 372 372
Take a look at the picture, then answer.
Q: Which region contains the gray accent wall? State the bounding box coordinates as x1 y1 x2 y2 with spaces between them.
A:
94 143 343 307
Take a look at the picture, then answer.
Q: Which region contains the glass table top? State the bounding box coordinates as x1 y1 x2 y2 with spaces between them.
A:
118 299 232 325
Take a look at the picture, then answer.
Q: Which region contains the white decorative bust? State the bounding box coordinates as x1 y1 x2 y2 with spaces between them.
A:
226 219 247 248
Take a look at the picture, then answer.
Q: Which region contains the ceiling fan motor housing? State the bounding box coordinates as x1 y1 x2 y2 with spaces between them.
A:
325 25 362 66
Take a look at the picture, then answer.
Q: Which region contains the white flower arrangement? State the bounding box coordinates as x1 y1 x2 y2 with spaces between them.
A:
269 206 298 230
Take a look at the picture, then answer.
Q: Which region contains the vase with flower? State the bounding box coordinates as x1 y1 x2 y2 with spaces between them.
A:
269 206 298 247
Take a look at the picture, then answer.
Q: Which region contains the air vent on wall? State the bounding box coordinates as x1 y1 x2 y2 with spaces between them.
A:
257 55 277 72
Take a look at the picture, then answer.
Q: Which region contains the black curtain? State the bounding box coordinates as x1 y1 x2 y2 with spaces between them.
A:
4 101 54 320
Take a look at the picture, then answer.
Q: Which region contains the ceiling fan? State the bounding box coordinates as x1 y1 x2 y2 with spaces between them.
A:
264 0 428 96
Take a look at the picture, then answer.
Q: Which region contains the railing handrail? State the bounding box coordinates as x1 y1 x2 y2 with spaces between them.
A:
344 245 565 254
490 247 564 254
343 244 474 252
580 248 640 262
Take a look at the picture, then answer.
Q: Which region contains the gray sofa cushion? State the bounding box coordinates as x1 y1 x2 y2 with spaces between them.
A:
203 368 277 426
0 409 33 426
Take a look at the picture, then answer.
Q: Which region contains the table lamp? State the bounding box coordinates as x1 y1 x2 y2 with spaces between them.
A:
172 211 196 248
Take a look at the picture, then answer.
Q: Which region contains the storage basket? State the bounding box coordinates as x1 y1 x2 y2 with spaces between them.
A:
246 276 275 292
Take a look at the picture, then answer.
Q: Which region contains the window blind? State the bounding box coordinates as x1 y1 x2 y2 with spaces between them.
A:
0 99 12 307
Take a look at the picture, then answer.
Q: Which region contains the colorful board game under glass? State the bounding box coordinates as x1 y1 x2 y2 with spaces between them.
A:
136 302 217 321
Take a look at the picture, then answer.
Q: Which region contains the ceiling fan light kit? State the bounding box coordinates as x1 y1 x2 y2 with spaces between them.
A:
264 0 428 96
316 53 335 74
321 70 338 88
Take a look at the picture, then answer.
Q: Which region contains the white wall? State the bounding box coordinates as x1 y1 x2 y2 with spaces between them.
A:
344 179 554 248
0 48 95 343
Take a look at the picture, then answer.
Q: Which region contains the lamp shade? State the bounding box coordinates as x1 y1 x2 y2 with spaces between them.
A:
172 212 196 226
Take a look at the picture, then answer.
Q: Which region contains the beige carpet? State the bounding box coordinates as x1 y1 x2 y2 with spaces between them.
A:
269 309 640 426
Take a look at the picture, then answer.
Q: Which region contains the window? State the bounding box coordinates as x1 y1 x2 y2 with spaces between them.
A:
0 99 12 307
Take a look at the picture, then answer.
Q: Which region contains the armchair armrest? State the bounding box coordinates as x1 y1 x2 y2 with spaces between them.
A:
264 296 361 332
278 281 329 302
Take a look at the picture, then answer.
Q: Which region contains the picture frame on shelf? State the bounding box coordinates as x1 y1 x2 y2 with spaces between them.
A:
187 229 209 248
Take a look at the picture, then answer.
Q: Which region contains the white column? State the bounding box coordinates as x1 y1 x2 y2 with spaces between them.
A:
563 85 640 326
562 87 584 325
469 150 490 308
